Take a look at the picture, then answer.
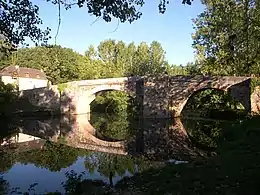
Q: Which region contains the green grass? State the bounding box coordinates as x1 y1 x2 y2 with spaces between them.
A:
113 116 260 195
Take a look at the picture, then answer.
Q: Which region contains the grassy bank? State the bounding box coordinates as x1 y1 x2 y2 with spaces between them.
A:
112 116 260 195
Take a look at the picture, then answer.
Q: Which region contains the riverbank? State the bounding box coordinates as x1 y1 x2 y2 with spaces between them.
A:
111 116 260 195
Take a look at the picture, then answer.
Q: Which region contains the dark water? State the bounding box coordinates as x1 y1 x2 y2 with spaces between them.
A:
0 112 243 194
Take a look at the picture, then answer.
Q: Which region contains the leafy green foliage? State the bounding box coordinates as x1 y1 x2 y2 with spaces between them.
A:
183 118 231 149
90 112 133 141
0 0 51 56
183 89 245 117
47 0 193 24
57 83 68 93
192 0 260 76
0 81 18 112
91 91 130 113
1 40 180 83
3 45 83 84
182 88 246 149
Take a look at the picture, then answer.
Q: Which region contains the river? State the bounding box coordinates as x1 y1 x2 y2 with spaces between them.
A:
0 112 244 194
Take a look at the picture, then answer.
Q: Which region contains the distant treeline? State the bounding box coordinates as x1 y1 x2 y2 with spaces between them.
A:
0 40 197 85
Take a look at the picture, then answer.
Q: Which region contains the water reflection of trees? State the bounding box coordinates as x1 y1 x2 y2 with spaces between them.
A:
0 176 9 195
182 118 234 150
0 141 88 173
85 152 143 178
0 140 159 180
90 112 135 141
90 90 137 141
18 141 88 172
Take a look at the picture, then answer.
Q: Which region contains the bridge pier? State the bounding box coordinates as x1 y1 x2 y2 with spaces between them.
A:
74 93 95 116
138 76 172 119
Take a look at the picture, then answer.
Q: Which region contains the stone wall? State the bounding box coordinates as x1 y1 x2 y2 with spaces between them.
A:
141 75 171 118
251 86 260 115
19 85 61 111
18 84 79 114
228 79 251 112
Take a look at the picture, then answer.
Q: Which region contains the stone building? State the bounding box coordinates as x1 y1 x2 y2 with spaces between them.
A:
0 65 48 90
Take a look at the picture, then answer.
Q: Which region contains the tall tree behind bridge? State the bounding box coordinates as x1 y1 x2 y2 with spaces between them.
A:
192 0 260 76
84 40 170 77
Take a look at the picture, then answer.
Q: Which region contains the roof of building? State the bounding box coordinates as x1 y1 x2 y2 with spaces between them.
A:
0 65 47 80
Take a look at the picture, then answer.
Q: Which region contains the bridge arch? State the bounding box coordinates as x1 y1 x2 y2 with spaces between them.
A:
75 84 126 115
89 84 125 96
76 81 136 116
178 87 245 116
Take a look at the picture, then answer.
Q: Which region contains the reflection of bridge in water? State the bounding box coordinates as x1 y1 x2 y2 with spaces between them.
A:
2 114 205 160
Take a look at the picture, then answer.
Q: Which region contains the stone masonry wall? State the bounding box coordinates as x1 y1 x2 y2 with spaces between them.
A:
18 85 77 114
251 86 260 115
142 75 171 118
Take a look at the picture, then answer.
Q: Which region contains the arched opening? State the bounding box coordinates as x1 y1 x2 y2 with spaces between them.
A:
89 90 136 142
181 88 245 120
180 88 246 152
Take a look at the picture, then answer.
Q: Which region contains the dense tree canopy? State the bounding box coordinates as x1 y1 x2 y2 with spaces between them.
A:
1 40 186 84
0 0 51 55
192 0 260 76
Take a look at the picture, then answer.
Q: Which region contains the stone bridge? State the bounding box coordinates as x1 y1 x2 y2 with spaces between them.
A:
19 75 251 118
8 75 254 159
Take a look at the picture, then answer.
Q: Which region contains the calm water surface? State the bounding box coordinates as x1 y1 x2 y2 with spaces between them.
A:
0 112 241 194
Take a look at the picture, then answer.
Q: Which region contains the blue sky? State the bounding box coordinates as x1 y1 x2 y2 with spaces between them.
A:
33 0 205 65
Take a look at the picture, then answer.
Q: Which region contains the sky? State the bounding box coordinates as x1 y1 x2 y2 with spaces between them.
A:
33 0 205 65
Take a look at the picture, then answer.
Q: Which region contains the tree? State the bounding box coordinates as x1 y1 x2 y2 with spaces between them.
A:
132 42 150 75
0 0 51 56
192 0 260 76
97 39 125 78
149 41 167 74
48 0 194 23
